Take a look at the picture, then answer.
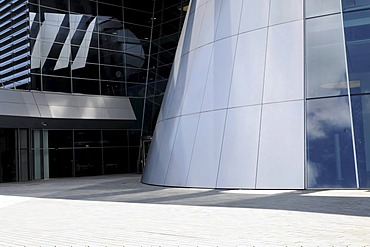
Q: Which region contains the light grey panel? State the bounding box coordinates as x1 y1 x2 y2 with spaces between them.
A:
26 104 41 117
76 96 105 108
49 106 81 118
239 0 270 33
215 0 243 41
197 0 222 47
201 36 237 111
21 92 37 104
0 90 24 104
229 28 267 108
186 109 226 188
142 120 166 183
173 3 189 63
165 113 199 186
157 60 180 122
182 43 213 115
263 20 304 103
150 117 180 185
217 105 261 188
305 0 341 18
79 107 109 119
306 14 347 98
107 109 136 120
167 51 195 119
45 94 77 107
37 105 52 118
256 100 304 189
189 0 208 14
0 102 29 116
182 4 206 54
32 92 48 106
269 0 303 25
103 97 132 109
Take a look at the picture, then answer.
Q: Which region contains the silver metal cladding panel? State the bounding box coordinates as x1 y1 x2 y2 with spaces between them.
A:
263 20 304 103
197 0 222 47
181 43 213 115
141 120 166 183
269 0 303 25
215 0 243 41
256 100 305 189
149 117 180 185
305 0 341 18
186 109 226 188
146 0 307 189
217 105 261 189
201 36 237 111
228 28 267 108
0 90 135 121
239 0 270 33
165 113 199 186
167 51 195 119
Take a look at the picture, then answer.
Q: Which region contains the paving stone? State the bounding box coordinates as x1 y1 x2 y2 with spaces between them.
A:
0 175 369 246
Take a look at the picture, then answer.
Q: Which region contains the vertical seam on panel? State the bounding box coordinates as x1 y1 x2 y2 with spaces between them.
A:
163 116 182 184
146 121 167 181
164 2 206 120
215 0 244 188
163 6 202 121
254 0 272 189
340 1 360 189
199 0 223 112
184 11 217 187
303 0 308 189
184 113 201 186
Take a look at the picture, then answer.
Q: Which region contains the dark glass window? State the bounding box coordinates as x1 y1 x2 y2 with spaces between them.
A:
344 9 370 94
351 95 370 187
342 0 370 11
306 97 357 188
48 130 73 149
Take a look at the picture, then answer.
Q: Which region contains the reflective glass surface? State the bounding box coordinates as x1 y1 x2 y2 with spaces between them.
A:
352 95 370 187
343 9 370 94
305 14 348 98
26 0 155 95
305 0 341 18
342 0 370 10
307 97 357 188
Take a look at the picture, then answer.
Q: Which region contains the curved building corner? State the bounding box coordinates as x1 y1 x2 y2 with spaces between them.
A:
143 0 370 189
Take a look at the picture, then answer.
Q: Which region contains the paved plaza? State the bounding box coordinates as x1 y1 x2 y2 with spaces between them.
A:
0 174 369 246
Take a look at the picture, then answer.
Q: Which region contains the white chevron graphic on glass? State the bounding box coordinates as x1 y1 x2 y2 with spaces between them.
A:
29 12 36 28
54 14 83 70
31 13 65 69
71 17 96 70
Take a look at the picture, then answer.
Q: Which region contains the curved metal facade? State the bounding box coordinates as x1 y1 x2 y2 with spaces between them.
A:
143 0 306 189
143 0 370 189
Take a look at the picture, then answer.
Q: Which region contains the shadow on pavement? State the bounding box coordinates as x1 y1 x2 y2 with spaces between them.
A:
0 174 369 217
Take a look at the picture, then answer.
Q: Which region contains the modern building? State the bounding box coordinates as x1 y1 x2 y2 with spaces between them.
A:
142 0 370 189
0 0 188 182
1 0 370 190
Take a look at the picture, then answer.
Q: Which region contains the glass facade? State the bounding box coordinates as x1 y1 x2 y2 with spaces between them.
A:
306 0 370 188
0 0 188 181
3 0 370 188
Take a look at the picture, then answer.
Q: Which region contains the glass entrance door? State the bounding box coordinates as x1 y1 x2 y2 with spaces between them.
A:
0 129 16 182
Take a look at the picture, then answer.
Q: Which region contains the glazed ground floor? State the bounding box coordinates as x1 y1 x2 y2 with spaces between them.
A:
0 128 140 182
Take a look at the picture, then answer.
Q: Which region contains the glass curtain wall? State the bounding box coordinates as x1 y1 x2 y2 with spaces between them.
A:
305 0 370 188
305 0 357 188
142 0 189 135
0 0 30 89
342 1 370 188
32 129 139 179
28 0 153 97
